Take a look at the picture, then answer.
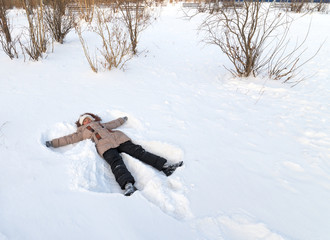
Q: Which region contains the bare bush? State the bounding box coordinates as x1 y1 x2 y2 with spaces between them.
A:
220 0 243 11
95 8 132 70
315 1 329 13
0 0 18 59
43 0 75 44
0 0 38 9
199 2 276 77
76 8 132 72
287 0 307 13
305 1 329 13
197 1 321 84
267 21 323 85
276 0 329 14
20 0 49 61
116 0 154 55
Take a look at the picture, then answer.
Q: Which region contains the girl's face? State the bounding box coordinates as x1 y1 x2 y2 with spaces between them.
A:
83 117 92 125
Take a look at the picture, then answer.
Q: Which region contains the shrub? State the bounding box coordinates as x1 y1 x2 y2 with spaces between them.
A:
197 1 321 84
76 7 133 72
116 0 154 55
0 0 18 59
20 0 49 61
95 8 132 70
43 0 75 44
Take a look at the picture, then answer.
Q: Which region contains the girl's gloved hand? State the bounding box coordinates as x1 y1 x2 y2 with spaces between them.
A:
45 141 53 147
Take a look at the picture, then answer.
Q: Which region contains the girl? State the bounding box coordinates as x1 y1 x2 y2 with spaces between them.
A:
46 113 183 196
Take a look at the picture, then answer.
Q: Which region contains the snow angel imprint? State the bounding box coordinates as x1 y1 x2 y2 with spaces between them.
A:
45 113 183 196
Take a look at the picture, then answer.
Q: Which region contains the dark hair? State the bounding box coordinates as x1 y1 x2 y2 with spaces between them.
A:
75 113 102 127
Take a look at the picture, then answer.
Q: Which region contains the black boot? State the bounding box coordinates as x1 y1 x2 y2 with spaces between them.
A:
162 161 183 176
124 182 137 196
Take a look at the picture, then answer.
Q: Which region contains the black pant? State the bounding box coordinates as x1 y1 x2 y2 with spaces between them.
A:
103 141 167 189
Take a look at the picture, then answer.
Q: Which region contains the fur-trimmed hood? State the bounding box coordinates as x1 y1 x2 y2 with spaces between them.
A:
75 113 102 127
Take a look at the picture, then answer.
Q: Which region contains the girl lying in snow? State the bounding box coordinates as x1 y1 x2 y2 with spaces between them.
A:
45 113 183 196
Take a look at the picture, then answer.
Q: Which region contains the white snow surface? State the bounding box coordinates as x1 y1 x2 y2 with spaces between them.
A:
1 4 330 240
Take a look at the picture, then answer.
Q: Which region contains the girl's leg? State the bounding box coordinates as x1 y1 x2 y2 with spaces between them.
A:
103 148 135 189
118 141 167 171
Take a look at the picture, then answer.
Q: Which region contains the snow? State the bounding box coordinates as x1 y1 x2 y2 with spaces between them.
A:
1 3 330 240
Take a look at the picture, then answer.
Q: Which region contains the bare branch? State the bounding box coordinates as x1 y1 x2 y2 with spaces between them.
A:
76 24 98 73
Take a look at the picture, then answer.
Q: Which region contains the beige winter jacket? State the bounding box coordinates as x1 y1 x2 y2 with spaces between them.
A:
51 117 130 156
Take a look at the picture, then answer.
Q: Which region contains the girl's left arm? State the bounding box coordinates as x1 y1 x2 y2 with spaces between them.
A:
103 117 126 130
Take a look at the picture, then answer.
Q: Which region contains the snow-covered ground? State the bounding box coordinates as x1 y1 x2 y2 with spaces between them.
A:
0 4 330 240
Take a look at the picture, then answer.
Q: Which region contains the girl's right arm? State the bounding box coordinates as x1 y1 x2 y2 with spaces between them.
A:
51 131 84 148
